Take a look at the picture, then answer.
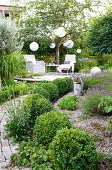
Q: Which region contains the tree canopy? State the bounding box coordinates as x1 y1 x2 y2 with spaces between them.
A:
0 13 23 55
87 10 112 55
0 14 25 82
16 0 102 63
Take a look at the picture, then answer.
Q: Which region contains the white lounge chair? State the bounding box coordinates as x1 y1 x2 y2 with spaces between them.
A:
24 55 45 74
57 54 76 74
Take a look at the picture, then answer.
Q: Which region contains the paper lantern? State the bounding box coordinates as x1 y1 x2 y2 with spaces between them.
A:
30 42 39 51
55 27 66 37
77 49 81 53
63 40 74 48
50 43 55 48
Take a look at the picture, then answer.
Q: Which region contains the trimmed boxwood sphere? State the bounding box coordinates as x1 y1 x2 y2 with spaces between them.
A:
30 86 50 100
33 111 72 146
53 77 73 95
49 128 97 170
23 94 54 123
40 82 59 101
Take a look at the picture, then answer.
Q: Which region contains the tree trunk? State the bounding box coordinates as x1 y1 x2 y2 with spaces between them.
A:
56 45 60 64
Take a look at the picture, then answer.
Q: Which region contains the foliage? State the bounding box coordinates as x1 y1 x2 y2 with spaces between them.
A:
30 148 53 170
4 100 31 141
2 80 16 87
40 82 59 101
0 85 29 103
16 0 101 63
11 140 53 169
82 76 101 91
31 86 50 100
87 10 112 55
23 94 54 124
106 116 112 133
53 77 73 96
20 71 42 78
98 96 112 114
0 13 23 55
49 127 97 170
0 51 26 80
33 111 72 146
82 93 103 115
76 56 98 72
58 95 78 110
11 140 35 167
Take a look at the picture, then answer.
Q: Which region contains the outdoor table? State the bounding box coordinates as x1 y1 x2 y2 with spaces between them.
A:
46 64 60 72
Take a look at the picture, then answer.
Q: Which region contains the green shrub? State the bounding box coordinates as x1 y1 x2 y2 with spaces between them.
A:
33 111 72 146
82 93 112 116
0 85 29 103
40 82 59 101
23 94 54 124
2 80 16 87
20 71 43 78
58 95 78 110
0 90 9 103
4 94 53 141
49 128 97 170
82 76 101 91
31 86 50 100
53 77 73 95
63 77 74 91
82 93 101 115
4 100 31 141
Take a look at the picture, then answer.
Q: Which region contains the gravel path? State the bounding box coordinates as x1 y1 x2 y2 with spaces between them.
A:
54 92 112 154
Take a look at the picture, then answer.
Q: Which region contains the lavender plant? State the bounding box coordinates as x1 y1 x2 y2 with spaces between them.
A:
82 71 112 115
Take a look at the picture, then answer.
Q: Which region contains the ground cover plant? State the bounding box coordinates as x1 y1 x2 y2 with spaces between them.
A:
58 95 78 110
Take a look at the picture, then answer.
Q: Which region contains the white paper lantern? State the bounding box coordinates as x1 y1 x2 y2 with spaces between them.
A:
55 27 66 37
63 40 74 48
91 67 101 75
30 42 39 51
77 49 81 53
50 43 55 49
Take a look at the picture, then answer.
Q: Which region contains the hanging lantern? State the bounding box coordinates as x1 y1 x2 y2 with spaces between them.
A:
55 27 66 37
77 49 81 53
30 42 39 51
63 40 74 48
50 43 55 49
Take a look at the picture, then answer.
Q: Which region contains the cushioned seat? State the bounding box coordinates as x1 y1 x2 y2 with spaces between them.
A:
57 54 76 74
24 55 45 74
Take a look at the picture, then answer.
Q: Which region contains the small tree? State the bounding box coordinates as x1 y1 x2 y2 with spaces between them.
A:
0 13 24 90
87 10 112 56
15 0 102 64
